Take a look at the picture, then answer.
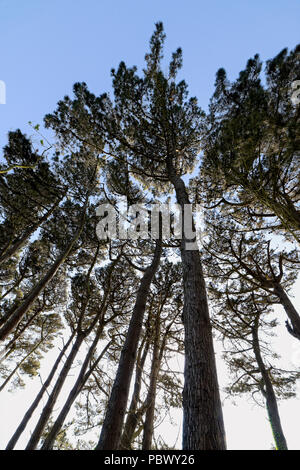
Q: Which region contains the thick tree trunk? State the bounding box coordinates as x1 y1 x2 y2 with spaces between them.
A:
95 240 162 450
252 322 288 450
0 207 86 342
5 333 74 450
25 334 84 450
41 324 110 450
0 196 63 266
273 284 300 341
168 165 226 450
120 338 150 450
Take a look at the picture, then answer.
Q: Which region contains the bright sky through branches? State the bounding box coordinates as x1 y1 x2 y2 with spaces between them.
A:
0 0 299 450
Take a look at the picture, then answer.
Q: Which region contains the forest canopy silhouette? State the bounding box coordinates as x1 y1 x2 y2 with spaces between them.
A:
0 23 299 451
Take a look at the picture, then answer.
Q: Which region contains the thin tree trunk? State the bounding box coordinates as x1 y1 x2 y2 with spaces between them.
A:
0 196 63 266
5 333 75 450
168 162 226 450
120 338 150 450
142 310 161 450
0 335 46 393
25 333 84 450
95 239 162 450
141 309 177 450
273 284 300 341
41 324 111 450
0 204 87 342
0 305 44 363
252 320 288 450
25 240 110 450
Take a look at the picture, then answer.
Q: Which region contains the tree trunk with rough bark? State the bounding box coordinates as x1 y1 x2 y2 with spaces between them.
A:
95 240 162 450
168 163 226 450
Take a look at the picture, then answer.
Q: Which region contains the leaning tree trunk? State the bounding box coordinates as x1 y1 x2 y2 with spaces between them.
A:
0 205 87 342
273 284 300 341
41 324 111 450
120 337 150 450
6 333 75 450
0 305 44 363
0 195 63 266
142 309 178 449
25 333 84 450
142 308 161 450
95 239 162 450
252 321 288 450
0 335 46 393
27 242 112 450
168 162 226 450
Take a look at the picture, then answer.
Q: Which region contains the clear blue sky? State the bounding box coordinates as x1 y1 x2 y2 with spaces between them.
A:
0 0 299 149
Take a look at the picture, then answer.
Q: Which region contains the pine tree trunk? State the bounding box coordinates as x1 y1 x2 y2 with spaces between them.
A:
273 284 300 341
120 339 150 450
41 324 110 450
38 247 117 449
142 312 161 450
168 164 226 450
25 334 84 450
0 206 86 342
252 323 288 450
5 333 74 450
95 240 162 450
0 196 63 266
